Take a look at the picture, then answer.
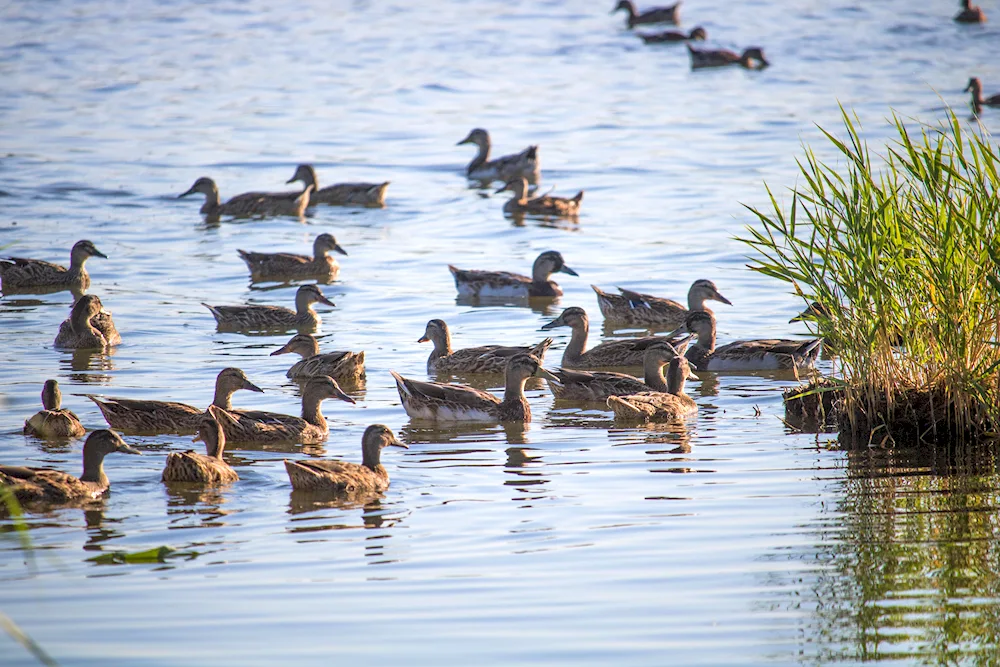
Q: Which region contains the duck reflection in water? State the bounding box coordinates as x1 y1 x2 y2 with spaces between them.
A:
399 421 528 448
63 346 117 381
504 447 551 501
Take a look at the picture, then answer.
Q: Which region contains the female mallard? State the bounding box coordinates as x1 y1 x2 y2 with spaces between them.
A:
497 178 583 218
203 284 335 331
284 424 407 494
688 45 769 70
390 353 558 423
23 380 85 439
210 376 356 444
0 240 107 292
162 414 239 484
612 0 680 28
449 250 578 299
547 341 692 401
238 233 347 281
286 164 389 208
87 367 264 434
593 279 731 328
53 295 121 349
541 306 683 369
179 176 313 218
638 26 706 43
457 128 540 185
672 310 821 371
608 345 698 422
270 333 366 383
966 77 1000 116
419 318 554 374
955 0 986 23
0 430 140 505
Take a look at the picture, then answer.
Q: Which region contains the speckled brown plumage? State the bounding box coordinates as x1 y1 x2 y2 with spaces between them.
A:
497 178 582 218
541 307 686 369
457 128 540 185
238 233 347 281
179 176 312 218
593 279 731 328
547 343 684 401
608 352 698 422
23 380 85 439
676 310 822 372
419 319 553 374
449 251 578 299
53 295 120 349
0 240 107 292
270 333 366 383
286 164 389 208
284 424 407 494
162 414 239 484
203 284 335 331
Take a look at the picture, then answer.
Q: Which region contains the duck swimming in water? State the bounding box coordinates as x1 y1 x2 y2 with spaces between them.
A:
547 341 694 401
418 318 553 374
955 0 986 23
541 306 686 369
23 380 86 439
671 310 821 371
270 333 366 384
638 26 705 43
593 279 731 328
238 233 347 282
612 0 680 28
457 128 540 186
496 178 583 218
284 424 407 494
179 176 312 218
285 164 389 208
53 295 121 349
687 45 769 70
608 343 699 422
449 251 578 299
966 77 1000 115
0 240 107 292
162 413 239 484
203 284 335 331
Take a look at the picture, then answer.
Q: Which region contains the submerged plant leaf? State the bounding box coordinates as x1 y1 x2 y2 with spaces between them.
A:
86 546 197 565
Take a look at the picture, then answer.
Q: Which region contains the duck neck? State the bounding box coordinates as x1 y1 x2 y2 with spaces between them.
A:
213 382 236 410
205 431 226 459
302 395 327 428
295 293 316 317
468 138 490 173
299 167 318 190
562 319 589 364
71 305 100 337
429 329 452 361
80 447 109 485
42 383 61 410
695 320 717 353
501 375 531 421
312 239 329 262
203 184 222 213
361 443 382 471
68 249 89 276
643 359 669 392
297 338 320 359
687 289 709 312
666 358 686 396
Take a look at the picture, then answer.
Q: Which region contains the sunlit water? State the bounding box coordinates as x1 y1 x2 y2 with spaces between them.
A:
2 0 999 664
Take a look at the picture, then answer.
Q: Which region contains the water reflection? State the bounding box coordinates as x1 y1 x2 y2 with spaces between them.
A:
400 421 528 448
60 346 117 382
456 295 562 318
164 483 234 528
767 444 1000 663
82 507 123 552
504 446 551 501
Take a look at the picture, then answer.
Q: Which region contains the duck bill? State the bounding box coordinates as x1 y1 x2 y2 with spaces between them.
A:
243 379 265 393
317 294 336 307
389 436 409 449
417 335 430 343
687 369 700 381
540 318 564 331
117 443 143 455
665 324 688 338
178 186 197 198
332 244 348 256
270 343 292 357
559 266 579 277
494 183 511 195
333 384 357 404
714 292 732 306
91 248 109 259
456 134 473 146
533 366 562 383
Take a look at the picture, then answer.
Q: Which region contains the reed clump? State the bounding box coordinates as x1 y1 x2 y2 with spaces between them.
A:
742 109 1000 446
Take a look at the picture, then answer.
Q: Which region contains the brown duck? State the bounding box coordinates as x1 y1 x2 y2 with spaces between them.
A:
955 0 986 23
284 424 407 494
179 176 313 218
286 164 389 208
497 178 583 218
53 295 121 349
547 341 692 401
688 45 769 70
270 333 366 383
638 26 706 43
162 413 239 484
23 379 86 439
0 240 107 292
450 250 578 299
541 306 686 368
419 318 553 374
238 233 347 281
612 0 680 28
608 344 699 422
203 284 335 331
966 77 1000 115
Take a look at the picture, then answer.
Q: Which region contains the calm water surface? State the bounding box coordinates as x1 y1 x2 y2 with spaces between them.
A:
2 0 999 664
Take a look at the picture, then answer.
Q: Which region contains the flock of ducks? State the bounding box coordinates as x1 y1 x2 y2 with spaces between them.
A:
2 0 991 509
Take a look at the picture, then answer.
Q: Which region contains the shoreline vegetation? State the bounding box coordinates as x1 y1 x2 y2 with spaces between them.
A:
742 109 999 446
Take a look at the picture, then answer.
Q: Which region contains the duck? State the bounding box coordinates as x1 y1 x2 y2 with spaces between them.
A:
593 279 731 328
284 424 407 494
966 77 1000 115
496 178 583 218
162 413 239 484
203 284 335 331
541 306 684 368
179 176 313 218
210 376 357 444
449 250 578 299
671 310 821 371
87 367 264 434
638 26 706 43
457 128 540 185
608 344 699 422
418 319 553 374
0 430 140 505
390 353 558 422
547 341 693 401
270 333 366 383
23 379 86 439
955 0 986 23
0 240 107 292
53 295 121 349
286 164 389 208
612 0 680 28
688 45 769 70
238 233 347 281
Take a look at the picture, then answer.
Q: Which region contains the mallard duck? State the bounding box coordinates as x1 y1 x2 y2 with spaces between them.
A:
179 176 313 218
270 333 366 383
541 306 683 368
53 295 121 349
203 284 335 331
286 164 389 208
638 26 705 43
391 353 558 422
238 233 347 281
608 344 698 422
966 77 1000 115
0 240 107 292
0 430 140 505
497 178 583 218
688 45 769 70
457 128 540 185
210 376 356 444
418 319 554 374
87 367 264 434
612 0 680 28
284 424 407 494
672 310 821 371
547 341 694 401
593 279 731 328
955 0 986 23
23 380 86 439
162 413 239 484
449 250 578 299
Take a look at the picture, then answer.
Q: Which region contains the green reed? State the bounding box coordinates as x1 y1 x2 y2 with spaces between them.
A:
741 108 1000 443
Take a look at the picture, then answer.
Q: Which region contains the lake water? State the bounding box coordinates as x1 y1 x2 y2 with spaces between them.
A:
2 0 999 664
